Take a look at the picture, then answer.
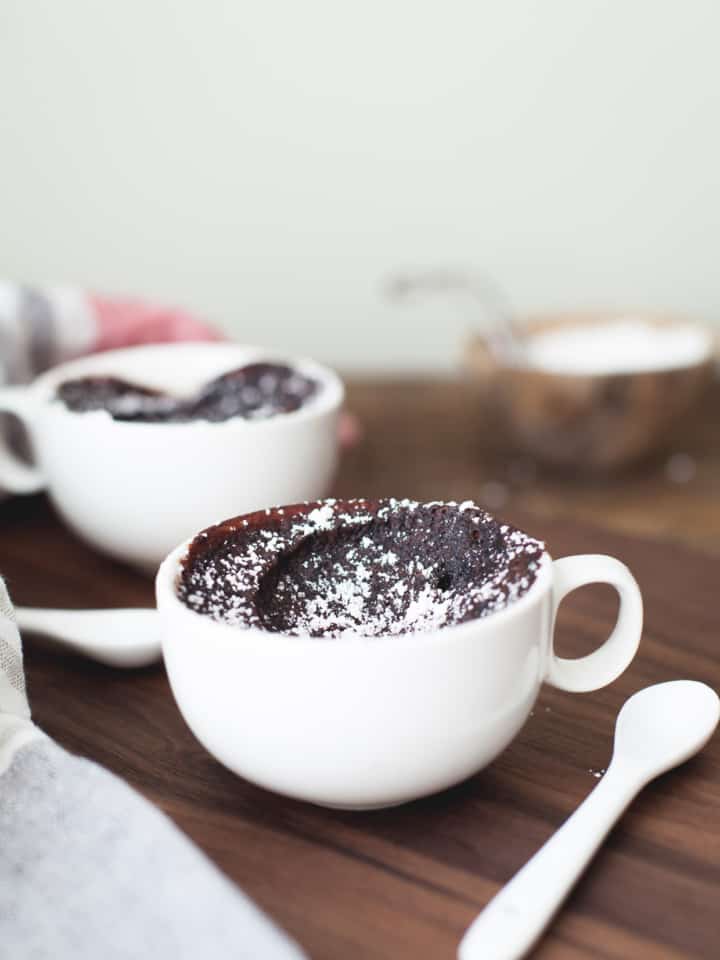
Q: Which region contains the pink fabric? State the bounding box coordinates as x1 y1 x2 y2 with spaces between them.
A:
90 294 223 351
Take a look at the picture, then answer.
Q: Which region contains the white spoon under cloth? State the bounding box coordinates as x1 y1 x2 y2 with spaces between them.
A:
459 681 720 960
15 606 161 669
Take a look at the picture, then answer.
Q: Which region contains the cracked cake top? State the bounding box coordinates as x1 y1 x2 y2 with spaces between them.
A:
177 498 545 639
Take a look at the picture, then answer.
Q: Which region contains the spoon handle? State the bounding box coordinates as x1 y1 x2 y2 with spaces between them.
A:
459 763 637 960
15 606 106 639
14 606 161 668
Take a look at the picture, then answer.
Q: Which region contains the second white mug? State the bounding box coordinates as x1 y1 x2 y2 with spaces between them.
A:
0 343 343 571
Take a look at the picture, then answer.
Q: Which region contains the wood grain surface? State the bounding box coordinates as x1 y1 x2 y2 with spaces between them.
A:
1 378 719 959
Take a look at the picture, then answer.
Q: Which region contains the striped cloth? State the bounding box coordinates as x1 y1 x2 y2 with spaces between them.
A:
0 282 222 387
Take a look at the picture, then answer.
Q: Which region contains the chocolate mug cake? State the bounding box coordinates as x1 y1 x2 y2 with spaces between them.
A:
178 498 545 638
158 492 641 808
56 362 319 423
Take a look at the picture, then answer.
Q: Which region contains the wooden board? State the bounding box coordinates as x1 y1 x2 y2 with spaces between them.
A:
1 493 718 959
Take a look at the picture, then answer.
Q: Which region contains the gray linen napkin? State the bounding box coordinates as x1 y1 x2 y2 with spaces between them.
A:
0 577 306 959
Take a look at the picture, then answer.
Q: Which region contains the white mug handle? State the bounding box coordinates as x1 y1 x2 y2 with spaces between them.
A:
547 555 643 693
0 388 46 494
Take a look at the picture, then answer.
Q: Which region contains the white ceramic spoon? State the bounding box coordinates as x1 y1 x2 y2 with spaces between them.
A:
15 606 161 669
459 680 720 960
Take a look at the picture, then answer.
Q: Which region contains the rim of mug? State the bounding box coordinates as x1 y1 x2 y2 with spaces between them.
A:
155 537 554 653
19 342 344 428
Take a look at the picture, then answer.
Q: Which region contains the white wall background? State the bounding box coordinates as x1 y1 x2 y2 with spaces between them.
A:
1 1 718 371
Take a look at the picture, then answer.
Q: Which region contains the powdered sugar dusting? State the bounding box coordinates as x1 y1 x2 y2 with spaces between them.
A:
178 498 545 639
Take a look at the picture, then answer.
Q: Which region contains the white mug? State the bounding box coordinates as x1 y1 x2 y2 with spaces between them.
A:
0 343 343 571
156 527 643 810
